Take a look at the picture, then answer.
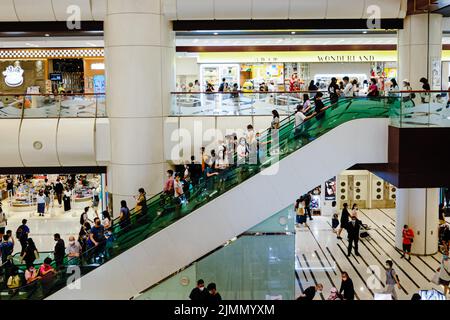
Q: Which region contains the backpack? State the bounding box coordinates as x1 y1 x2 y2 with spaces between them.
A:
80 213 86 225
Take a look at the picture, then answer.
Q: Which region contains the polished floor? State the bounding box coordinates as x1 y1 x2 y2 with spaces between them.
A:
295 208 447 300
1 199 97 255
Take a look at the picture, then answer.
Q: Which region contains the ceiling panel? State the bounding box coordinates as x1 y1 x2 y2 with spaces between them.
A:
326 0 365 19
362 0 402 19
176 0 214 20
251 0 289 19
14 0 55 21
52 0 93 21
0 0 18 21
289 0 327 19
214 0 251 19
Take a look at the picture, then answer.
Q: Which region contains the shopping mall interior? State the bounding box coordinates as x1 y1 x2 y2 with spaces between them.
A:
1 0 450 304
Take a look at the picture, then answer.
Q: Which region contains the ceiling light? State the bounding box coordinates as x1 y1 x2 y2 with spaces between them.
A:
291 31 296 35
363 31 368 34
44 33 50 37
25 42 39 47
213 32 219 35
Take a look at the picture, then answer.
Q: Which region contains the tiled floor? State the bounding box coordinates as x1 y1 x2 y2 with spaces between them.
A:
2 198 97 255
295 208 447 300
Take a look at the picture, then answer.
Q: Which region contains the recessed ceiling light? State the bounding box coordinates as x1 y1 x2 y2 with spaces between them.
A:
291 31 296 35
44 33 50 37
363 31 368 34
213 32 219 35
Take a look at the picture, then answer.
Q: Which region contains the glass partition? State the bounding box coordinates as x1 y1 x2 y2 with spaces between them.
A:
0 95 24 118
171 91 321 116
135 208 295 300
389 91 450 128
0 94 105 119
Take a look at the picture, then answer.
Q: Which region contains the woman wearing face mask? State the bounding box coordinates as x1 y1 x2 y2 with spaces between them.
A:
134 188 147 216
236 137 247 166
437 254 450 296
215 148 229 191
25 264 41 284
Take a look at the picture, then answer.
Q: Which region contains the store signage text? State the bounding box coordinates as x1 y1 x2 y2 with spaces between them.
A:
3 65 24 87
317 55 376 62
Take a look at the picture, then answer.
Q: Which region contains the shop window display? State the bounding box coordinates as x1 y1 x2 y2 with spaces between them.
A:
2 174 102 215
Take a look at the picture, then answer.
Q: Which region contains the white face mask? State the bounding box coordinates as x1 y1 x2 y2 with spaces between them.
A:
199 287 205 291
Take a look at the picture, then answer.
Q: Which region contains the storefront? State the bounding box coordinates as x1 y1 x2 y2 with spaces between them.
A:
176 50 399 91
0 48 105 94
0 173 107 215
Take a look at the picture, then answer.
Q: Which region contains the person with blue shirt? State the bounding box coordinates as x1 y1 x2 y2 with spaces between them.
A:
16 219 30 255
90 217 106 261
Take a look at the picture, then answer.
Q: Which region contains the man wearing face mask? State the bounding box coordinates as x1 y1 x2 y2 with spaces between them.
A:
66 235 81 266
90 218 106 261
189 279 208 301
346 214 362 257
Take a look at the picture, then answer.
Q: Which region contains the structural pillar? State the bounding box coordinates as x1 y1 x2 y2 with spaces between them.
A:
104 0 175 212
395 188 439 255
398 13 443 90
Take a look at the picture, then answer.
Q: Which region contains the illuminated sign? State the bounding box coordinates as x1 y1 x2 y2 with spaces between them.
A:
317 55 376 62
3 65 24 87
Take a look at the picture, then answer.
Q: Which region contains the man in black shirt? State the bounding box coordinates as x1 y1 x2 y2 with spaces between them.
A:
54 178 64 207
297 283 323 300
339 271 355 300
53 233 65 269
189 279 208 301
304 192 313 221
328 77 340 105
206 283 222 303
189 156 201 186
346 215 362 257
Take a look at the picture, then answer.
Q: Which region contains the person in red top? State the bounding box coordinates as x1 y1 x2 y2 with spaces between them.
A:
163 170 174 195
401 224 414 261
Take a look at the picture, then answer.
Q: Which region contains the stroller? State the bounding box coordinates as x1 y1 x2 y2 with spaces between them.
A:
359 221 372 240
327 287 343 300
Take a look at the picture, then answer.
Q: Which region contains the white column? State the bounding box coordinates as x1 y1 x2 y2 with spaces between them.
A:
104 0 175 211
395 188 439 255
398 13 443 90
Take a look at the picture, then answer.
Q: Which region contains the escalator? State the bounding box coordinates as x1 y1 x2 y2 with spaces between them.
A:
0 96 398 300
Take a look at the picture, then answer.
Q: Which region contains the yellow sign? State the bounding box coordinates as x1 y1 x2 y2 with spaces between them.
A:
198 51 398 63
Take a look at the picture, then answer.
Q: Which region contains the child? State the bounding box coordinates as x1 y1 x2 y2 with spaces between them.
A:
332 213 339 233
331 201 339 232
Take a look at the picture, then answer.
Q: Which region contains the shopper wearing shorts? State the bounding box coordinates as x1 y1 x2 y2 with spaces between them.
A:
401 225 414 261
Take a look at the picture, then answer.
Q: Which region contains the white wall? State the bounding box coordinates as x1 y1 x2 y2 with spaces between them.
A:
48 117 389 300
176 56 199 77
0 118 110 167
310 62 371 79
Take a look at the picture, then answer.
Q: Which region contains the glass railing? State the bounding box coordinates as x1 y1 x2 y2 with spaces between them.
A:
388 90 450 127
133 207 295 300
0 95 396 300
171 91 329 116
0 93 107 119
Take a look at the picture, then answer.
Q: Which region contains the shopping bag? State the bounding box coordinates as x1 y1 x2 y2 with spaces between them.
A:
431 271 440 285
